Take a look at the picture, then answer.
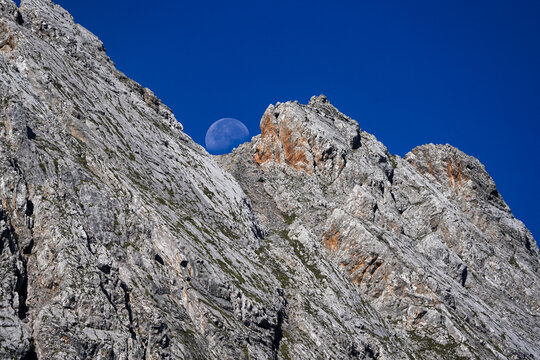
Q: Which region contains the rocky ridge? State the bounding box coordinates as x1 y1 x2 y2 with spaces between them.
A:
220 95 539 359
0 0 538 359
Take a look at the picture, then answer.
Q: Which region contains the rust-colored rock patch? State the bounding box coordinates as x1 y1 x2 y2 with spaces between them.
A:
323 227 341 251
446 159 467 187
254 111 280 164
254 110 313 174
279 122 311 174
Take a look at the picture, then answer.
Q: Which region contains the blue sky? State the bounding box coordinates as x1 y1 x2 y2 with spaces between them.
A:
35 0 539 241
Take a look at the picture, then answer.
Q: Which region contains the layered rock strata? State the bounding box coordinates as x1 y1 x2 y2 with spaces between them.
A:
0 0 538 359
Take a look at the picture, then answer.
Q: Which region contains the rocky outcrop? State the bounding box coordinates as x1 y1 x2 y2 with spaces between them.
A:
220 96 539 359
0 0 538 359
254 95 361 180
0 0 283 358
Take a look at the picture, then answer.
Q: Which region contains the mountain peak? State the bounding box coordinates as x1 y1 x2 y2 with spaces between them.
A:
222 95 539 359
1 1 538 359
406 143 508 210
253 97 361 178
307 93 329 106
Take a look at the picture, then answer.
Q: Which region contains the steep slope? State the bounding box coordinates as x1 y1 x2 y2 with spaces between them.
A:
219 95 539 359
0 0 286 358
0 0 538 359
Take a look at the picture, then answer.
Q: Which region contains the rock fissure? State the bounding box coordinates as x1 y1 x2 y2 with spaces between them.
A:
120 281 137 341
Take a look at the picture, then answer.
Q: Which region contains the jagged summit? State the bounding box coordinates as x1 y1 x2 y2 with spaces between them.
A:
254 95 362 178
308 93 329 105
221 95 539 358
407 143 508 208
1 1 538 359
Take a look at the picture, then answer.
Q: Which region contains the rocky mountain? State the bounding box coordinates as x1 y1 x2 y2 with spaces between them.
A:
0 0 538 359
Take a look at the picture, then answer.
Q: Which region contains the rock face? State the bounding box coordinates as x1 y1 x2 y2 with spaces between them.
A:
220 97 539 359
0 1 538 359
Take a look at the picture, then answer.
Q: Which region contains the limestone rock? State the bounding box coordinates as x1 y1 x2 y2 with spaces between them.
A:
220 97 539 359
0 0 538 359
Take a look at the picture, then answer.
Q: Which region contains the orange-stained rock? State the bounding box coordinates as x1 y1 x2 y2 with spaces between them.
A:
252 96 361 180
323 227 341 251
279 122 311 173
254 107 314 173
254 110 280 165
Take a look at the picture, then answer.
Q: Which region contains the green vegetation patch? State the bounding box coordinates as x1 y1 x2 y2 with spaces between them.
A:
407 331 467 360
216 258 245 284
282 212 297 225
390 156 398 169
202 186 215 200
509 256 520 270
280 230 324 281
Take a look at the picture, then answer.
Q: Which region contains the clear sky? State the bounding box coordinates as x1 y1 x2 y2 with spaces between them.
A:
30 0 540 241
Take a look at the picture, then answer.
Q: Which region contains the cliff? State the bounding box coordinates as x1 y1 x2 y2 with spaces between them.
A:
0 1 538 359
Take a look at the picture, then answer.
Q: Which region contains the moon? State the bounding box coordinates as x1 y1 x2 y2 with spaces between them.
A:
205 118 250 155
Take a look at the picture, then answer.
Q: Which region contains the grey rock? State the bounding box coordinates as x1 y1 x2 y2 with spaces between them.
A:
0 0 538 359
220 96 539 359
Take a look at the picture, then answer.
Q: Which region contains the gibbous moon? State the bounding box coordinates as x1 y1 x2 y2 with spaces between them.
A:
205 118 250 155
